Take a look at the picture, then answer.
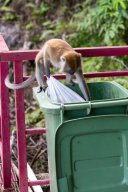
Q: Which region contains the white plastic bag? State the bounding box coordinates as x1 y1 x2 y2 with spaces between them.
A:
45 76 85 104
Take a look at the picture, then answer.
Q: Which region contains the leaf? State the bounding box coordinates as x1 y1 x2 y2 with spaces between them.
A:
109 30 115 38
25 23 33 30
3 0 11 6
119 1 126 10
121 10 128 19
104 31 110 44
119 24 125 30
25 3 35 9
33 4 49 16
25 109 44 125
43 20 53 27
1 6 13 12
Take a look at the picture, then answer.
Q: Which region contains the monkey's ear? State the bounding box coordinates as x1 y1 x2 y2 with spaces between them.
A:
60 56 66 62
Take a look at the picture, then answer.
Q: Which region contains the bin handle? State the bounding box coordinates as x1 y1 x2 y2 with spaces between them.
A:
60 102 91 123
63 102 91 111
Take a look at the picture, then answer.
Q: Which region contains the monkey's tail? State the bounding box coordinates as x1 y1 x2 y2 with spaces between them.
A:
5 72 35 90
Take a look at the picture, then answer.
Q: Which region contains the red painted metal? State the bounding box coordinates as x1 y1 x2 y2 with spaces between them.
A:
25 128 46 135
0 161 3 184
75 46 128 57
13 61 28 192
53 71 128 79
0 62 11 186
0 50 38 61
1 45 128 62
23 70 128 82
0 34 49 192
0 162 18 184
28 179 50 186
83 71 128 78
0 33 12 191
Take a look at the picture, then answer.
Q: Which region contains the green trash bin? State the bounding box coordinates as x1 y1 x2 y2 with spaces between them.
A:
33 81 128 192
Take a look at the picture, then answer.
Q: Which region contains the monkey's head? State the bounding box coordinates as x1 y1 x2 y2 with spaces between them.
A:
60 51 82 75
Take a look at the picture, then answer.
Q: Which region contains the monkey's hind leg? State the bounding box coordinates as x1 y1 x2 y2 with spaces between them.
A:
36 62 47 93
45 60 51 78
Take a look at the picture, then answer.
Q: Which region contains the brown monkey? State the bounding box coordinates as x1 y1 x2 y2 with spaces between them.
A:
5 39 90 100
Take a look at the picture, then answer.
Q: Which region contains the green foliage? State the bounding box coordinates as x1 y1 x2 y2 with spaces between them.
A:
0 5 17 21
1 0 128 73
25 108 44 125
25 23 33 30
2 0 12 6
32 3 49 17
71 0 128 46
115 78 128 89
67 0 128 73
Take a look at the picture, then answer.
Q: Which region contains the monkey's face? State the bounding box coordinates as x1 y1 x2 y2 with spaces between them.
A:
60 51 82 75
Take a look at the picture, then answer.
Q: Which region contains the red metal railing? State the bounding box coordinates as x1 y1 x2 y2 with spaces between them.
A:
0 34 12 191
1 33 128 191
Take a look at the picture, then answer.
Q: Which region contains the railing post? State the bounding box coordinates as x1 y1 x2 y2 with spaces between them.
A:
0 34 12 191
13 61 28 192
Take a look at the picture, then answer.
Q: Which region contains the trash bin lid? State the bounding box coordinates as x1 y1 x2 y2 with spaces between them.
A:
56 115 128 192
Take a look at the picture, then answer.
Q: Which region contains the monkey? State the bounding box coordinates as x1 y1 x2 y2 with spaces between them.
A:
5 39 90 100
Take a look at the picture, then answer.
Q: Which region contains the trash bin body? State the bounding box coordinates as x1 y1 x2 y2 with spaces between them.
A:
33 81 128 192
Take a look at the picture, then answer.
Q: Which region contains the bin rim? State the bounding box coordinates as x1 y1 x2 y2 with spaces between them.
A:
33 81 128 113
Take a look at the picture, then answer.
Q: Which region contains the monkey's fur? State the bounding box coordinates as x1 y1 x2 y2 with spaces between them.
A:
5 39 90 100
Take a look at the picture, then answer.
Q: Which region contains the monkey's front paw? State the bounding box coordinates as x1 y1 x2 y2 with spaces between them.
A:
37 86 47 93
37 87 43 93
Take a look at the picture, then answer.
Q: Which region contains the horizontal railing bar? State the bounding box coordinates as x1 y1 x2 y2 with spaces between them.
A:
23 71 128 81
1 46 128 61
28 179 50 186
54 71 128 78
84 71 128 78
75 46 128 57
25 128 46 135
0 50 38 61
